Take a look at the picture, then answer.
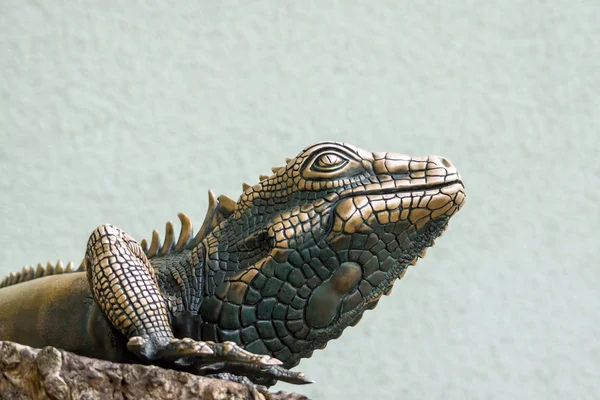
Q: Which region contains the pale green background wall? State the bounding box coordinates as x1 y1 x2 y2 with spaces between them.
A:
1 1 598 399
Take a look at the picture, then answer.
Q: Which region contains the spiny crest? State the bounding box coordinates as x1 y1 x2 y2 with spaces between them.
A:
256 157 294 183
0 189 239 288
0 259 86 288
141 154 298 260
139 190 237 259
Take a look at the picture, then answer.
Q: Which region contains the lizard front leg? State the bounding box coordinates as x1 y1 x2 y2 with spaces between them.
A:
84 224 309 385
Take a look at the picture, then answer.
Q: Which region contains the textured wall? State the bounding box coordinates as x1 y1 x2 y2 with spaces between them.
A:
1 1 598 399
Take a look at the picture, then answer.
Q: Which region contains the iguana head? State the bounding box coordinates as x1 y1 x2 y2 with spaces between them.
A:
200 141 465 368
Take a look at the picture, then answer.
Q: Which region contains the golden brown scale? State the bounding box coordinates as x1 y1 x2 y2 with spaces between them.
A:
85 224 172 340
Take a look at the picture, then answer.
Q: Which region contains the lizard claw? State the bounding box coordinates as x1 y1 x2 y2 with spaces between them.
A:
127 336 151 358
199 362 314 385
128 336 214 361
207 341 283 366
128 336 146 347
263 366 314 385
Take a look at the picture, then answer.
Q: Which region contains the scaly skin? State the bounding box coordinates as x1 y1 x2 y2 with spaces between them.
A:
0 141 465 386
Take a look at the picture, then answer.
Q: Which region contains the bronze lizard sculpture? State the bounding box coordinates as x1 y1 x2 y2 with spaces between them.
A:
0 141 465 385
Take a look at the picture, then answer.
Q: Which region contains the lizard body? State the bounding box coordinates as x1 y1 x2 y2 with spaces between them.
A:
0 141 466 385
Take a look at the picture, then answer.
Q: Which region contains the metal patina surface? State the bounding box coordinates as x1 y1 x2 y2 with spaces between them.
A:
0 141 465 385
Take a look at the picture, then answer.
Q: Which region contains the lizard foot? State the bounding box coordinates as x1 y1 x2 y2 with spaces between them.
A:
201 363 313 386
127 336 312 385
127 336 215 361
128 336 279 365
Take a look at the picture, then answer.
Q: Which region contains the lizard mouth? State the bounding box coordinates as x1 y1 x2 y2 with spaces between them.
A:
326 179 466 233
339 178 465 199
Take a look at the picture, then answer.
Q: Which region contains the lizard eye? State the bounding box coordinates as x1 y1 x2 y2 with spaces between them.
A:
311 153 348 172
301 148 364 181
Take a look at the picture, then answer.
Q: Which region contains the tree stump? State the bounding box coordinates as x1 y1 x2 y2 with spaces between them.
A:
0 341 308 400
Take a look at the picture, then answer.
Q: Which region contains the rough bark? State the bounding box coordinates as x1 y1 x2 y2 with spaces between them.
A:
0 341 308 400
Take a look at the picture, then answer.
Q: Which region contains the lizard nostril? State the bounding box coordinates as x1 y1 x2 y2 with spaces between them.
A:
440 157 452 168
